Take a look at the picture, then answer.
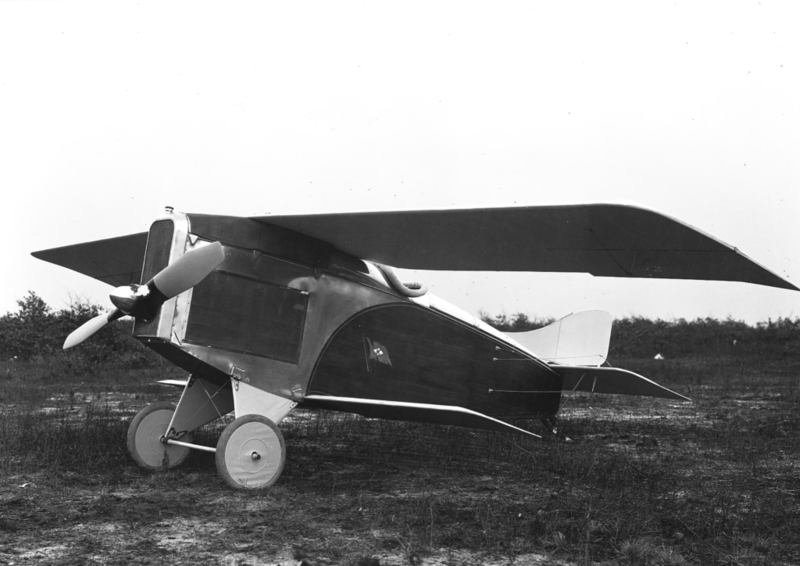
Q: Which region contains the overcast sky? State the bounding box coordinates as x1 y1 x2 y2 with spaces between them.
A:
1 1 798 325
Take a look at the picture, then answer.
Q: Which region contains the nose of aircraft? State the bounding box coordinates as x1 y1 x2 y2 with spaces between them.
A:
63 241 226 349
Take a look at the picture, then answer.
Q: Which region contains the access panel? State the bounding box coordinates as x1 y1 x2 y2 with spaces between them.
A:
185 271 309 364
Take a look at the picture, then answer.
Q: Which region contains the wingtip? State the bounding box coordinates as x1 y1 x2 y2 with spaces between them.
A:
757 269 799 292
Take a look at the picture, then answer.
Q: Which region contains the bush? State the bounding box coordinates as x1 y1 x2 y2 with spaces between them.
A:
478 311 554 332
0 291 159 373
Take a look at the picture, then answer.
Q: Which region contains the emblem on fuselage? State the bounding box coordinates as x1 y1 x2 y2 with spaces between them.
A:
365 336 392 367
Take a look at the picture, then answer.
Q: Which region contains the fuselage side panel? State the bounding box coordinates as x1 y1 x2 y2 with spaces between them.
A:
308 303 561 422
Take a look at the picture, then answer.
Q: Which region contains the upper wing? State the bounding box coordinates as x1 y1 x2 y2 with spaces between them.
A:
253 204 797 290
31 205 797 291
31 232 148 287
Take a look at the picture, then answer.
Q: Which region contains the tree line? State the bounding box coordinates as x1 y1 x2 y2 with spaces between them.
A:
481 311 800 360
2 292 798 368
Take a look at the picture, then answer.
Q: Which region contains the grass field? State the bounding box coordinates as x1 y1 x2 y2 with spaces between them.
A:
1 354 799 565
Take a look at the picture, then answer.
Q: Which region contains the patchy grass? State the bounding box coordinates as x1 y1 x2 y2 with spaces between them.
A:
1 356 799 565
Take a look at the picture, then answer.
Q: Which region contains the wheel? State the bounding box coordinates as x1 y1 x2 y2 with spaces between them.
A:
216 414 286 490
127 402 192 470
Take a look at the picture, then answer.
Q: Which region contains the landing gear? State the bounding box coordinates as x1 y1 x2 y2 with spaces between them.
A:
215 414 286 490
127 402 193 470
128 377 292 489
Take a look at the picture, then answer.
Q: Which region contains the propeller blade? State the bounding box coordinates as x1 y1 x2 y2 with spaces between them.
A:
63 309 124 349
151 242 225 299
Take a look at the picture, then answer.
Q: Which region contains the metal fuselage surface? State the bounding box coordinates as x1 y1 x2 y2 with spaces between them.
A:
132 212 562 431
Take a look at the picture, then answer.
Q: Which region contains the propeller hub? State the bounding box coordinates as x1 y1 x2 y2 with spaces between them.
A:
109 283 163 321
110 284 143 314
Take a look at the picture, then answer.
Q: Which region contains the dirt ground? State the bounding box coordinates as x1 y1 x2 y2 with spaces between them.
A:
1 359 799 565
1 411 581 566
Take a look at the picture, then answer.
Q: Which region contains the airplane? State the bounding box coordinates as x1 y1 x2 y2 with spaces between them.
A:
32 204 798 490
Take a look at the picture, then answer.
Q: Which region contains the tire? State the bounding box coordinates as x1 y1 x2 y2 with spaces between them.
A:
127 402 192 470
216 414 286 490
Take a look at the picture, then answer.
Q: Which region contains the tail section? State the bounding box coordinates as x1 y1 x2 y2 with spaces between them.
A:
508 310 612 367
509 310 690 401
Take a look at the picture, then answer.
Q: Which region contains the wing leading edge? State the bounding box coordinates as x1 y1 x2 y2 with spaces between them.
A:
253 204 797 291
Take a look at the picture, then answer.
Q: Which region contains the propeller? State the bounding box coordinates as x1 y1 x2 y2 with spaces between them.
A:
63 241 225 349
63 309 125 349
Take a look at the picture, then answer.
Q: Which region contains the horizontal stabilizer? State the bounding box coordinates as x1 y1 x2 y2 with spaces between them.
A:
32 232 148 286
255 204 797 290
303 395 541 438
158 379 190 388
556 365 690 401
509 310 611 366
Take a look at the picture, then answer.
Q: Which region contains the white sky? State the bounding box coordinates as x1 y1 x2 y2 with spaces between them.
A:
1 1 798 324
